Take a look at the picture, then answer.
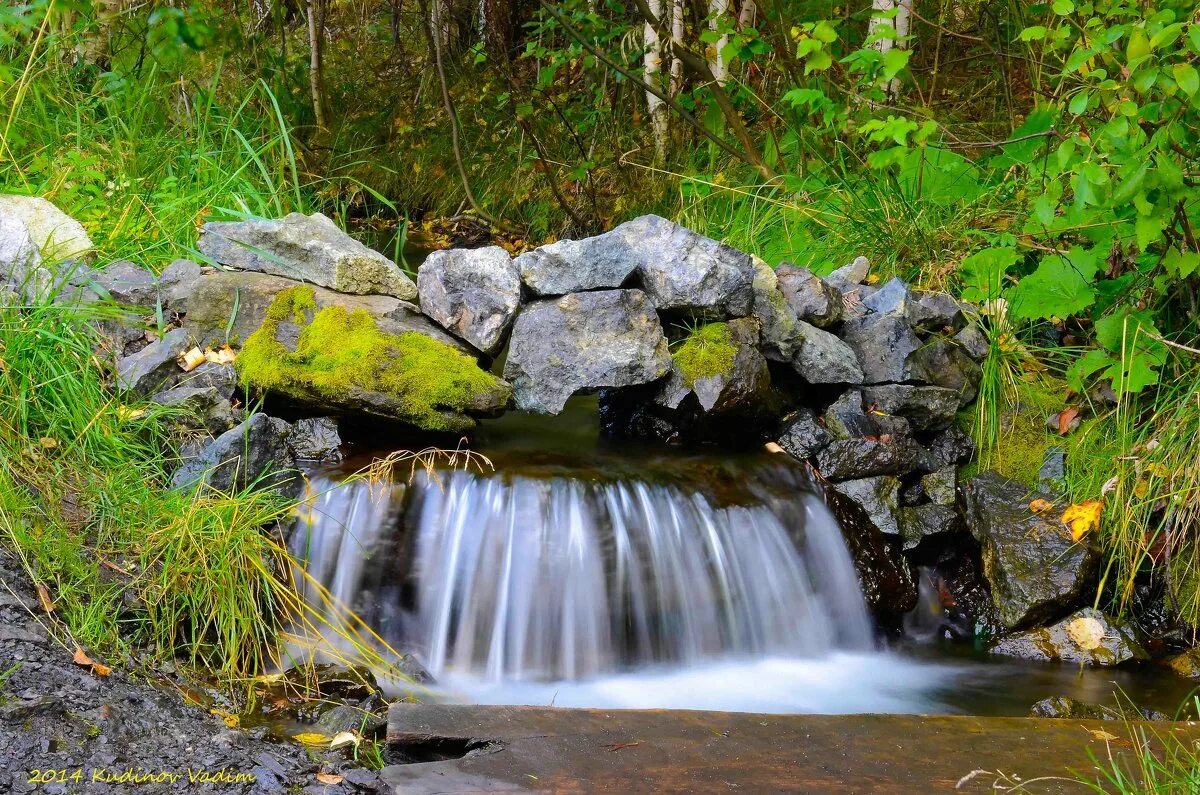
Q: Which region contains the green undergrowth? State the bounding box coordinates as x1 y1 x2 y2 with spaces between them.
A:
671 323 737 387
238 286 502 432
0 300 297 678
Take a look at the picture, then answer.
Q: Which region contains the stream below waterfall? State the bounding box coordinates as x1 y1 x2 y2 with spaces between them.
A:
287 398 1197 717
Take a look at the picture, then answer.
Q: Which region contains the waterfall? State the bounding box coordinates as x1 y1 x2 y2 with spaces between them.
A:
291 462 873 685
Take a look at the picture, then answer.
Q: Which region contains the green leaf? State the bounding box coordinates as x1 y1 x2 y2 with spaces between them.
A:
1069 91 1089 115
959 246 1019 301
881 47 910 78
1020 26 1048 42
1052 0 1074 14
1164 248 1200 278
1095 310 1161 353
1103 350 1162 393
1174 62 1199 96
1127 29 1151 62
1135 214 1166 251
1006 248 1099 320
1066 348 1115 391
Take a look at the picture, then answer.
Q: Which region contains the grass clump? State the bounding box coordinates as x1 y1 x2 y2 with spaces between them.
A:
672 323 737 387
238 286 504 432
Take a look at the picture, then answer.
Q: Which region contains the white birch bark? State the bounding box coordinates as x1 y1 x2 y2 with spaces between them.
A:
708 0 730 84
737 0 756 29
669 0 684 96
644 0 669 158
868 0 911 96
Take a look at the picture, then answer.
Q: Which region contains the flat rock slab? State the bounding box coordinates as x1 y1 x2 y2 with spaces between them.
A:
383 703 1200 793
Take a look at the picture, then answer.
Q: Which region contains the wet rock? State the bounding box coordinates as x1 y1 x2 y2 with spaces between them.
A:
815 436 932 480
504 289 671 414
287 417 343 462
776 263 842 328
92 260 158 306
1038 446 1066 494
840 311 922 385
516 227 642 296
909 338 983 406
750 257 799 361
776 409 831 460
198 212 417 299
660 318 769 413
627 215 755 318
862 384 959 432
116 327 191 394
907 290 968 332
184 271 463 350
824 255 870 292
0 194 92 260
991 608 1149 666
962 472 1099 629
151 385 240 435
927 426 976 467
1165 647 1200 679
1030 695 1166 721
172 413 296 493
922 467 957 505
792 320 864 384
899 504 963 551
157 258 203 312
822 389 910 440
954 323 989 360
418 246 521 356
824 483 917 621
832 476 901 537
177 361 238 399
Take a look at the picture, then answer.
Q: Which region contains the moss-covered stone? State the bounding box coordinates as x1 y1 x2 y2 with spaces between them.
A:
238 286 508 432
672 323 737 388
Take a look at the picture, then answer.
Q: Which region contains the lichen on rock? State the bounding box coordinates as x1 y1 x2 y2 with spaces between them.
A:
238 286 509 432
672 323 737 388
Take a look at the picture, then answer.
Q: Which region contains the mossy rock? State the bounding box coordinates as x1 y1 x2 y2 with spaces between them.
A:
672 323 738 387
237 286 510 432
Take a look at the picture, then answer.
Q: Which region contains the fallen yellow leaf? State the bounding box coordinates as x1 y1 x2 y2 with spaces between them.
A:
293 732 330 746
35 583 55 614
1066 616 1106 650
179 346 206 372
315 773 344 785
330 731 360 749
1062 499 1103 541
72 647 111 677
1088 728 1119 742
1029 498 1055 513
39 437 57 449
116 405 146 421
203 345 236 365
210 709 240 728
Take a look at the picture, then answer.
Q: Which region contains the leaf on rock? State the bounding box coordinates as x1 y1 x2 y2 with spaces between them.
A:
1066 616 1106 650
1029 498 1055 513
1058 406 1080 435
179 347 206 372
330 731 360 749
1062 500 1103 541
315 773 344 785
72 647 111 676
293 732 330 746
204 345 236 365
35 583 55 614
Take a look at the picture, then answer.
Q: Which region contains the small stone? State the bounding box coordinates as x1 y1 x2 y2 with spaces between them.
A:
750 256 799 361
832 476 901 537
822 390 910 440
908 290 968 331
287 417 343 462
825 255 870 290
840 312 922 385
922 467 957 505
776 263 843 328
1038 446 1066 494
116 327 191 395
0 213 46 300
990 608 1148 666
178 361 238 399
927 426 976 466
898 504 963 551
861 278 912 316
792 320 864 384
776 409 831 460
862 384 959 432
908 338 983 406
954 323 989 360
661 318 770 413
418 246 521 356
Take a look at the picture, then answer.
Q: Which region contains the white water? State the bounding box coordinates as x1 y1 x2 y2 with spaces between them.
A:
291 463 959 713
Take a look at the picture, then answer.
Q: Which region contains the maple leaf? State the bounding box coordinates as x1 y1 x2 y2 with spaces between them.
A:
1062 500 1103 541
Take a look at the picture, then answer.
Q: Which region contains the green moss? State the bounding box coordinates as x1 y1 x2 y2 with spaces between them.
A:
672 323 737 387
238 287 501 432
971 377 1066 487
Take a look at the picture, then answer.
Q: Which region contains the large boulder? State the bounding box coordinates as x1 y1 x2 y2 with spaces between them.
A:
658 318 769 413
862 384 959 432
504 289 671 414
287 417 343 462
197 212 417 300
962 472 1099 629
840 310 922 385
0 195 92 261
183 271 462 350
516 229 642 296
792 320 863 384
991 608 1149 666
90 260 158 306
823 483 917 622
418 246 521 356
624 215 755 318
172 413 296 494
816 436 932 480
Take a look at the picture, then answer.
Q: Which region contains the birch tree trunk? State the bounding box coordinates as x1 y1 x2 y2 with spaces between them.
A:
430 0 452 52
669 0 683 96
708 0 730 84
868 0 912 97
644 0 668 159
306 0 327 128
737 0 756 29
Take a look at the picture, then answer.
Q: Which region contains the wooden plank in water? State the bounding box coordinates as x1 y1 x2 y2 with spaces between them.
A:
382 703 1200 794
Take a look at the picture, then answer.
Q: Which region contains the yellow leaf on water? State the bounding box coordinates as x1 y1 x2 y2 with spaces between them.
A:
1062 500 1103 541
293 732 330 746
1088 728 1119 741
1066 616 1106 650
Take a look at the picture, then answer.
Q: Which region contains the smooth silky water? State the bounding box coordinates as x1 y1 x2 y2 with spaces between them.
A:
289 398 1196 716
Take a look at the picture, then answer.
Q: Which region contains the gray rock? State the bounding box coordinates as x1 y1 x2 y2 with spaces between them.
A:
287 417 343 462
841 312 922 385
1039 446 1067 494
418 246 521 356
922 467 957 506
816 436 932 480
928 426 976 466
750 256 800 361
909 290 968 331
176 361 238 400
822 389 910 440
962 472 1099 630
776 409 831 460
91 313 148 358
955 323 990 360
93 260 158 306
832 476 901 537
659 318 769 413
516 229 642 296
823 483 918 619
990 608 1149 666
825 255 870 290
172 414 296 494
0 213 48 301
776 263 842 328
899 504 963 551
861 278 913 316
792 320 864 384
116 327 191 394
909 338 983 406
151 385 239 435
862 384 959 432
158 258 203 312
0 195 92 261
505 290 670 414
625 215 755 318
183 270 463 350
197 212 417 299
